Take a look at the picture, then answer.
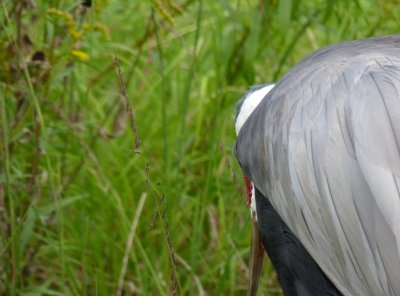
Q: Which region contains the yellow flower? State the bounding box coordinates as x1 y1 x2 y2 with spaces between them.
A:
83 22 111 40
71 50 90 62
47 8 81 41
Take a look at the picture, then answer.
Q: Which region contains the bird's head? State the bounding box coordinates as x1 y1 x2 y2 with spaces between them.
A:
235 83 274 296
235 83 275 218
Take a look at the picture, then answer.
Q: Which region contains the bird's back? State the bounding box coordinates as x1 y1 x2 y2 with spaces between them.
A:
236 35 400 296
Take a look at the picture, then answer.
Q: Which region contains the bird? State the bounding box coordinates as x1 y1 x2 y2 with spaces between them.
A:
234 35 400 296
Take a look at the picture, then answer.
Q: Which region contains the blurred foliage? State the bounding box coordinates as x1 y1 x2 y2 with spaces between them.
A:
1 0 400 295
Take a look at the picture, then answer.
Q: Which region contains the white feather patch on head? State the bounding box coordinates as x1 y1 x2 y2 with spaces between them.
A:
235 84 275 135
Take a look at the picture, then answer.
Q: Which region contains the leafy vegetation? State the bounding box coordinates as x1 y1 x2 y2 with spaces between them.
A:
1 0 399 295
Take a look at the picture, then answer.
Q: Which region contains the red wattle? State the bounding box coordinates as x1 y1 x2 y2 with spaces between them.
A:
244 176 253 207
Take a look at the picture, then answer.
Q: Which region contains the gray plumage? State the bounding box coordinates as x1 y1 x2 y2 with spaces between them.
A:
235 35 400 295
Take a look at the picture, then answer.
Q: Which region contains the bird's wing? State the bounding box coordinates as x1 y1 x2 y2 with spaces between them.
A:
235 35 400 296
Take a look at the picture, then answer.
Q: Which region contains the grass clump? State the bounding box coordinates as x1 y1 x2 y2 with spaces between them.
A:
1 0 400 295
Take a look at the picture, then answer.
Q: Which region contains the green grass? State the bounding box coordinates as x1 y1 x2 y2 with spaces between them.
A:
1 0 400 295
